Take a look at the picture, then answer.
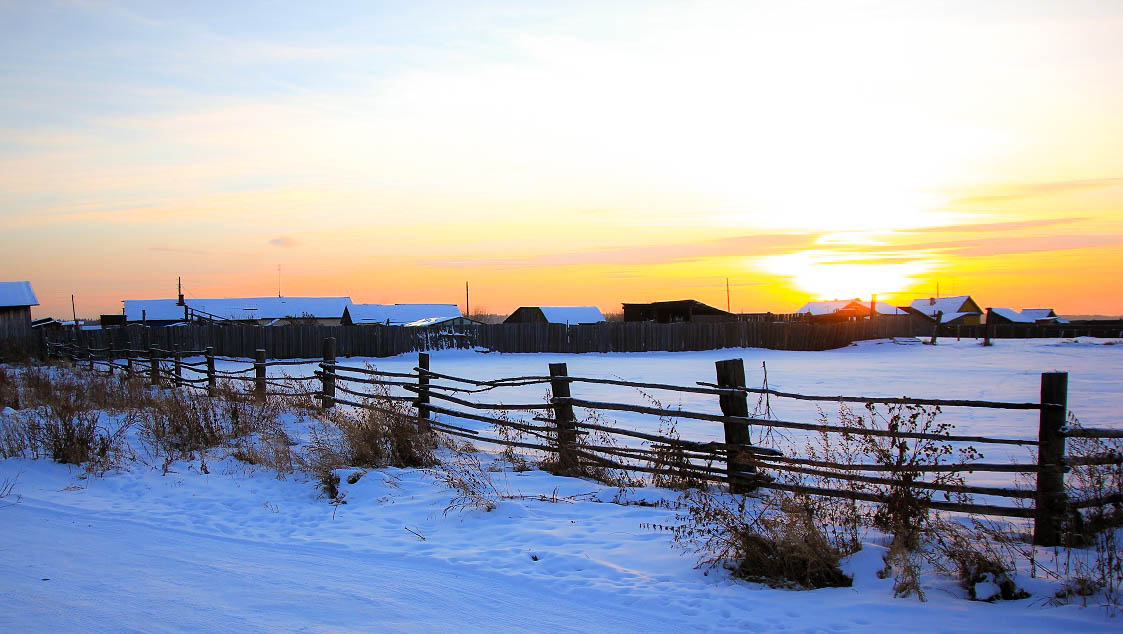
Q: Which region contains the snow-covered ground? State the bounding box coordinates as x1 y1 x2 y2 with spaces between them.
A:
1 337 1121 632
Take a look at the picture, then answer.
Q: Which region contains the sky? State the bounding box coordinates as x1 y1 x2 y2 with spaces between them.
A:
1 0 1121 318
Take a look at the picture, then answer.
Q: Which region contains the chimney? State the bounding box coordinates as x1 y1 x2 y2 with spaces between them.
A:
929 297 936 306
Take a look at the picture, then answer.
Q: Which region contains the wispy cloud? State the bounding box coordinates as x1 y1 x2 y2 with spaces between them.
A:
953 179 1122 205
268 236 298 248
902 217 1088 233
429 233 820 268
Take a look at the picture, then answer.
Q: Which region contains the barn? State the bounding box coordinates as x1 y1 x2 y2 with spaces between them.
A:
343 304 463 326
622 300 735 323
1020 308 1069 325
504 306 605 325
0 281 39 342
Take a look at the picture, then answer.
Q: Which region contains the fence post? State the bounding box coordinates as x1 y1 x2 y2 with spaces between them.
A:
716 359 756 493
87 347 94 372
321 337 336 409
1034 372 1069 546
983 308 994 347
149 346 160 387
417 352 431 432
172 344 182 387
254 348 266 403
548 362 579 474
126 348 135 378
930 311 942 344
205 346 216 396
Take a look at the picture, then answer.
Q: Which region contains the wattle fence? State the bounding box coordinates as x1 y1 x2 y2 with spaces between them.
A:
47 338 1123 548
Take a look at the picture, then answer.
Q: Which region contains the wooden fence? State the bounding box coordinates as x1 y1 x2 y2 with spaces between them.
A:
48 339 1123 547
41 317 928 359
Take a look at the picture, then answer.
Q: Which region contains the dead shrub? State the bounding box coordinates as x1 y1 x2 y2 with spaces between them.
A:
300 383 437 491
0 367 19 410
658 488 853 590
928 520 1028 602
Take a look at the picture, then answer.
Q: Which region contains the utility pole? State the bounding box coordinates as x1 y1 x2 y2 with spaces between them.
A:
726 278 730 312
278 265 282 298
71 294 78 331
177 276 184 306
465 281 470 317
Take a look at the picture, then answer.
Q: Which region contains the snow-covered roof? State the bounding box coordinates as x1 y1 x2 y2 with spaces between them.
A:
795 299 905 316
346 304 462 326
124 297 352 321
537 306 605 324
989 308 1034 323
1019 308 1069 324
403 316 471 328
0 281 38 307
908 296 980 318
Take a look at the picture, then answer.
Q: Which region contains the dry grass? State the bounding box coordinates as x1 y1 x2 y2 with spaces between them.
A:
299 382 437 498
656 488 853 590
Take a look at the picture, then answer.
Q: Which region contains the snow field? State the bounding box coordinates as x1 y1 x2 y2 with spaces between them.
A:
1 337 1121 631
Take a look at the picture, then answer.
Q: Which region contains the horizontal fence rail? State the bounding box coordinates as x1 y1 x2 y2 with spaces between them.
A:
43 338 1123 547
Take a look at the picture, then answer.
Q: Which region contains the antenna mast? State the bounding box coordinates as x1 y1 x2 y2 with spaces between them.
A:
465 281 470 317
726 277 730 312
278 265 282 298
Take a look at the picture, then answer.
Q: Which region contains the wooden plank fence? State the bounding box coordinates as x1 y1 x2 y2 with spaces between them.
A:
47 338 1123 548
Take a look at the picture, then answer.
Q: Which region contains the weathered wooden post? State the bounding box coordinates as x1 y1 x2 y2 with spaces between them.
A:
321 337 336 409
254 348 267 403
87 347 94 372
417 352 431 432
149 346 162 387
716 359 756 493
172 344 182 387
205 346 216 396
983 308 994 347
1034 372 1069 546
549 362 579 474
126 348 135 378
930 310 942 344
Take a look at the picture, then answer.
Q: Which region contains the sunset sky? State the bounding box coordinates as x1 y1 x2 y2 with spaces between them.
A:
2 1 1121 318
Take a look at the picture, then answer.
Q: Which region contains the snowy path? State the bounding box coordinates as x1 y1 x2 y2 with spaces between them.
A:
0 459 1117 633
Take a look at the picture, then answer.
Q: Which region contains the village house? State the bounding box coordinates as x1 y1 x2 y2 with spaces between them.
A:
504 306 606 325
795 298 906 322
123 297 352 326
0 281 38 342
986 307 1035 325
906 295 984 326
622 299 735 323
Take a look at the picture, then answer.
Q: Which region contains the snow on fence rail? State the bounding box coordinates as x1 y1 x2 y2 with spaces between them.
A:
45 339 1123 547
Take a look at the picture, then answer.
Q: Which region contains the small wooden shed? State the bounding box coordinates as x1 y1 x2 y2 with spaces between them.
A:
0 281 39 341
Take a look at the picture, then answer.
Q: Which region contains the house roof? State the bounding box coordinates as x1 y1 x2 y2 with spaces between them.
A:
908 296 980 318
0 281 38 307
346 304 462 325
536 306 605 324
124 297 352 321
1020 308 1069 324
989 307 1034 323
796 299 905 316
622 300 732 315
